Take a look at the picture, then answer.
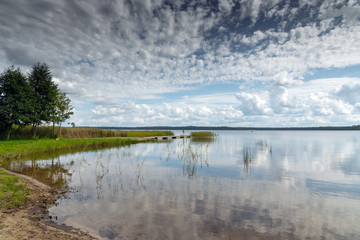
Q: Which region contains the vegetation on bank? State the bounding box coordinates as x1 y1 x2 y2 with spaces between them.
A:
111 125 360 131
0 129 174 209
0 169 29 208
0 127 173 163
5 126 173 140
190 131 216 139
0 138 144 164
0 63 73 140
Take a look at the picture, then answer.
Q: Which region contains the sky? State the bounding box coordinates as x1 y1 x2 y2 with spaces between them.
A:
1 0 360 127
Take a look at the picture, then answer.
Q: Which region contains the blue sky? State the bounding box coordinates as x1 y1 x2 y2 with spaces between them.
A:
1 0 360 127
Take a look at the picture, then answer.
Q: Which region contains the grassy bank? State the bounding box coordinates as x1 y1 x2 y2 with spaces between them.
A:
7 126 173 140
0 138 144 164
0 169 29 208
0 129 174 209
0 129 174 163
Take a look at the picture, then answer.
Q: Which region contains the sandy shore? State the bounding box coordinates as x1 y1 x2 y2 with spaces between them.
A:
0 168 97 240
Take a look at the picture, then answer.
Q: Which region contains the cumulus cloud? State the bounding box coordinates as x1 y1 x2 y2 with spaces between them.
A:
235 92 272 115
0 0 359 126
233 77 360 126
334 83 360 107
273 72 303 86
87 99 243 127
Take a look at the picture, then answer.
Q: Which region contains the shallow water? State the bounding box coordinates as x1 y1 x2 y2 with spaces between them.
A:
8 131 360 239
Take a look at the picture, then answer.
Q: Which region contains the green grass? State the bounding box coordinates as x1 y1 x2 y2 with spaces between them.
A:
190 131 216 139
127 131 173 137
5 126 174 140
0 138 143 164
0 169 29 208
0 129 174 163
0 130 174 209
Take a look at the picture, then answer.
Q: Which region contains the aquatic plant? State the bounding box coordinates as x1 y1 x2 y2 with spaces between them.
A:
176 142 210 179
243 147 253 173
190 131 216 140
256 138 272 155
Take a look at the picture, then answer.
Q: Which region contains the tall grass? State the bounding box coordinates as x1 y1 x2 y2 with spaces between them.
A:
7 126 173 139
190 131 216 139
127 131 173 138
0 138 141 164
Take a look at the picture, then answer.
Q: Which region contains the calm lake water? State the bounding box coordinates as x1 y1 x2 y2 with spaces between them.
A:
8 131 360 239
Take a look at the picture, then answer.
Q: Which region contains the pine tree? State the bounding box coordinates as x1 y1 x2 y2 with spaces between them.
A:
28 62 59 138
0 66 32 140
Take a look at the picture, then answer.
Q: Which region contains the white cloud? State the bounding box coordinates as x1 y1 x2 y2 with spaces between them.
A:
218 0 235 12
334 83 360 106
273 72 303 86
309 93 353 116
1 0 360 127
235 92 272 115
268 86 303 114
233 77 360 125
319 0 360 22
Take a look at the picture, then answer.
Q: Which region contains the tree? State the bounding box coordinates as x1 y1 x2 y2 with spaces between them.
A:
50 92 74 136
0 66 32 140
28 63 59 138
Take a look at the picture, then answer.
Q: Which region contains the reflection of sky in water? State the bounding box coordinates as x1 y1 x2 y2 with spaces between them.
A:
9 131 360 239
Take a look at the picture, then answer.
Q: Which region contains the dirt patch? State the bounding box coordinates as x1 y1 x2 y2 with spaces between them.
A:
0 168 97 240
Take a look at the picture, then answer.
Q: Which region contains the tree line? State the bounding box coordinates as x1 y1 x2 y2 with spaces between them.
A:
0 63 73 140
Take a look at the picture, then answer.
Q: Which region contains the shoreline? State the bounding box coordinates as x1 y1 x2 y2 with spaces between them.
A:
0 135 179 239
0 137 145 239
0 167 97 239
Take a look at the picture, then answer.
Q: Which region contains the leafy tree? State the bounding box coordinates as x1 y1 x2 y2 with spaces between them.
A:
28 62 59 138
0 63 74 140
0 66 32 140
50 92 74 136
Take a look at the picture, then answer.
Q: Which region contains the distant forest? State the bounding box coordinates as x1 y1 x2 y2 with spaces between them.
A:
90 126 360 131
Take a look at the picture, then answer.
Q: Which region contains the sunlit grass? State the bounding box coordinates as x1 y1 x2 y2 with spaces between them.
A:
0 138 140 164
127 131 173 137
0 169 29 208
6 126 174 140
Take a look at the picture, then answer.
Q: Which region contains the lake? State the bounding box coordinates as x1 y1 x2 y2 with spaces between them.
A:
7 131 360 239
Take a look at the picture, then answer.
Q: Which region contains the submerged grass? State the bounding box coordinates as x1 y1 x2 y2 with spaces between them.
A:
0 169 29 208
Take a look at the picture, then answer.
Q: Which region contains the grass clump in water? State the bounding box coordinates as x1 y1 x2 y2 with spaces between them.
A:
190 132 216 139
0 169 29 208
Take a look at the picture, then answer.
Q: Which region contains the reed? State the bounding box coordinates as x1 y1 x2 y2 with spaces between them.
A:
190 131 216 139
0 138 141 164
6 126 173 140
127 131 173 138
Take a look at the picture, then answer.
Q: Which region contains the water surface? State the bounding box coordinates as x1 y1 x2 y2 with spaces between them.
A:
8 131 360 239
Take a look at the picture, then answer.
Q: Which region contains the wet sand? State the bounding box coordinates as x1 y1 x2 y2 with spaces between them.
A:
0 168 96 240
